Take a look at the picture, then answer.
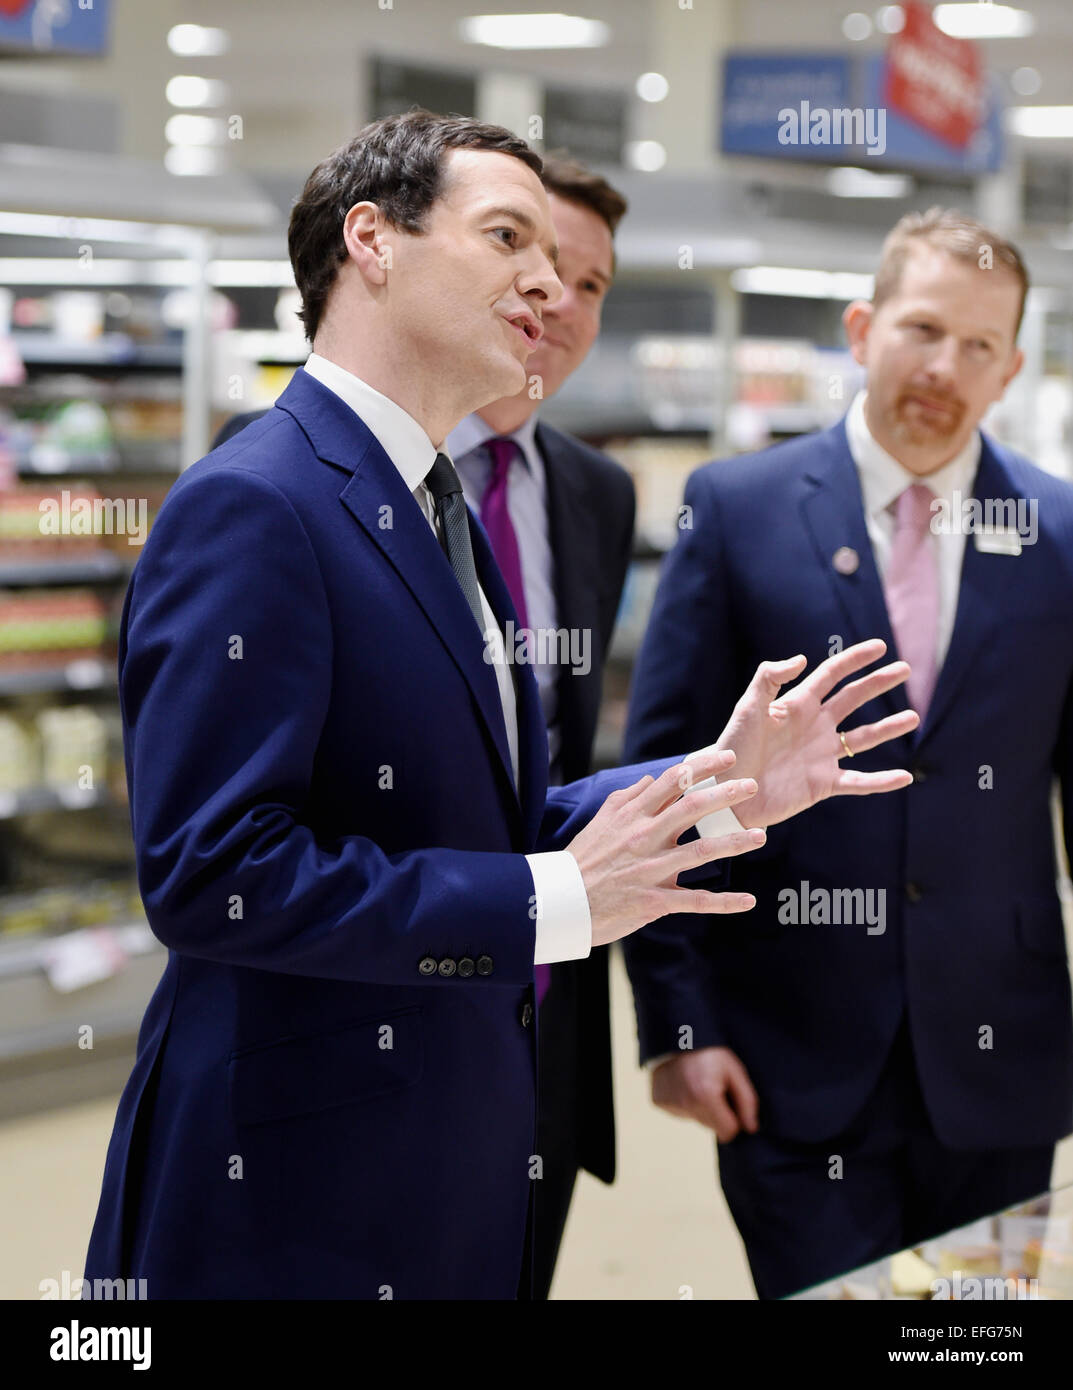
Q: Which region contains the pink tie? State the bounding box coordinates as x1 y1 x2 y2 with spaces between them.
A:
479 437 549 1006
884 483 939 720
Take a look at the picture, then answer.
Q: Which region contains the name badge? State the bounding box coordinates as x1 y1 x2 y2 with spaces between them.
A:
974 526 1022 556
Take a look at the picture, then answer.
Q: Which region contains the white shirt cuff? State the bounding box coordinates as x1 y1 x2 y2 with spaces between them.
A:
527 850 592 965
683 743 747 839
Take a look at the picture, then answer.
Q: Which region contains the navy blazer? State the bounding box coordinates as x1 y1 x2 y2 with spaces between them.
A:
624 419 1073 1150
83 368 682 1300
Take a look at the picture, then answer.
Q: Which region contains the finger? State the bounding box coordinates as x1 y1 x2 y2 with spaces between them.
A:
725 1062 760 1134
750 654 807 701
706 1091 742 1143
822 660 911 724
655 777 758 841
663 826 767 878
839 709 919 757
644 887 756 920
833 768 914 796
634 750 738 817
794 638 889 705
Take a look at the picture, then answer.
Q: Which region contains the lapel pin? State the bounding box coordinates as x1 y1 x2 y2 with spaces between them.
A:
832 546 859 575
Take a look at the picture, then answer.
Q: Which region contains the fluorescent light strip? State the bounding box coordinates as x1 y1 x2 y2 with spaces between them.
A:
932 4 1035 39
459 13 609 49
1008 106 1073 138
731 266 875 299
0 259 295 287
0 211 192 247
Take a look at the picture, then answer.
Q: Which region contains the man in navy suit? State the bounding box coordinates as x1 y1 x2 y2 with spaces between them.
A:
625 208 1073 1299
82 110 917 1300
446 156 633 1299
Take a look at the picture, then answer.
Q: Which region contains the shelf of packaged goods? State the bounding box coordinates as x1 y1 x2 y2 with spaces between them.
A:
0 659 115 696
13 441 182 476
11 334 183 370
0 784 109 820
0 553 130 586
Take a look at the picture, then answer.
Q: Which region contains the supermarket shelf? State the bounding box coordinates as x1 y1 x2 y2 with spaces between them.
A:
0 920 156 986
12 332 183 369
0 553 129 585
0 659 115 695
0 783 109 821
15 440 182 475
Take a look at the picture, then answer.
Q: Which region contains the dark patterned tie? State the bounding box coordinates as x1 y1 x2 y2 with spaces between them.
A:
424 452 485 634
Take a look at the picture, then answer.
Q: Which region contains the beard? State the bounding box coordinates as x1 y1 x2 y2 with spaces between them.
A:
889 387 967 446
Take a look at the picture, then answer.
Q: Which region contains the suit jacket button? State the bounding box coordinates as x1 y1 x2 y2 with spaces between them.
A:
906 881 923 903
476 955 494 976
521 1002 533 1028
438 958 457 977
458 957 475 978
418 956 437 976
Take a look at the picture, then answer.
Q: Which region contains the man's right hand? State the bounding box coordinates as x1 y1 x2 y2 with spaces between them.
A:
567 749 763 949
651 1046 759 1143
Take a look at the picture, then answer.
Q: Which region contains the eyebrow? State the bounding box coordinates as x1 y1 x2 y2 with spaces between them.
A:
481 204 559 266
898 311 1003 340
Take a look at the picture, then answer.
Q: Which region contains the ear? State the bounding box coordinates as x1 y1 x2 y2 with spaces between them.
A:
842 299 874 367
342 202 391 287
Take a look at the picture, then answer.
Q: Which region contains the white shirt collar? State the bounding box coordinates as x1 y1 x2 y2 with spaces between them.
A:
846 389 981 517
302 352 442 491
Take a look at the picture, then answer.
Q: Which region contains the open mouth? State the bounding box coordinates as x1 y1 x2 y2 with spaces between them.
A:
504 312 542 344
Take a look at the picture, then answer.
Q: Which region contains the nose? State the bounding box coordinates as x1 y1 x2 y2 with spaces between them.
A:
518 246 563 312
924 332 960 384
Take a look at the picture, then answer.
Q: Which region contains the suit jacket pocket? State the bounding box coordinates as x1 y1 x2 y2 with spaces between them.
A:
1015 898 1070 963
229 1006 423 1126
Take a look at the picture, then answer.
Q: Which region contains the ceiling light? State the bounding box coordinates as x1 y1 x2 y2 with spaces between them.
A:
730 266 875 299
636 72 669 103
167 24 230 56
842 12 874 41
1010 66 1042 96
876 5 905 33
932 5 1035 39
1007 106 1073 138
164 146 226 177
166 76 230 108
625 140 667 172
165 114 228 147
825 166 912 197
459 13 609 49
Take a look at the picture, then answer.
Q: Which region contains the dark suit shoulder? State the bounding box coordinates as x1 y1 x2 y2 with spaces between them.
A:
688 423 846 500
536 422 634 503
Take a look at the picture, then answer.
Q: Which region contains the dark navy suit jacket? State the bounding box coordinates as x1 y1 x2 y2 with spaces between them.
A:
624 419 1073 1150
83 368 682 1299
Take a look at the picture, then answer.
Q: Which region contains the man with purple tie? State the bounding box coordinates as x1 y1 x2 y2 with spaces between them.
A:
447 157 633 1297
624 208 1073 1299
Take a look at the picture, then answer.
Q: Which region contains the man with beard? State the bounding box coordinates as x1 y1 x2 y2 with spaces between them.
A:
624 208 1073 1298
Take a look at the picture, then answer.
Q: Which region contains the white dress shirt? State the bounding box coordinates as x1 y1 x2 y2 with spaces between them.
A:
846 391 981 669
301 353 591 965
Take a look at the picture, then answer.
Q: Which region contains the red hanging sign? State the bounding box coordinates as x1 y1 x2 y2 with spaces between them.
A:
884 2 984 149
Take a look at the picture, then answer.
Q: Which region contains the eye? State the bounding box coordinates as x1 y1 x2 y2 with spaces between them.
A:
580 280 600 294
492 226 517 246
967 338 992 353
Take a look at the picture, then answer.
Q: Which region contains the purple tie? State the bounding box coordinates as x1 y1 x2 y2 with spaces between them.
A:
884 483 939 720
479 436 549 1005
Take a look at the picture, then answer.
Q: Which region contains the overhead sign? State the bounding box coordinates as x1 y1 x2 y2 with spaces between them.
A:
369 58 477 122
0 0 111 55
543 86 626 166
720 49 1001 176
884 1 984 149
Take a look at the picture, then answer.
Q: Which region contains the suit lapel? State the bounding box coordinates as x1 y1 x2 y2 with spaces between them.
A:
538 424 603 777
798 422 905 722
915 440 1011 747
276 370 530 831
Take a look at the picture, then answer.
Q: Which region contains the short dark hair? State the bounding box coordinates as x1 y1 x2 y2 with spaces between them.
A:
539 154 628 237
288 109 543 341
874 206 1029 338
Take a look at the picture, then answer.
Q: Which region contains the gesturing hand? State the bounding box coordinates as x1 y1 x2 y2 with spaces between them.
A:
713 639 919 829
567 749 765 948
